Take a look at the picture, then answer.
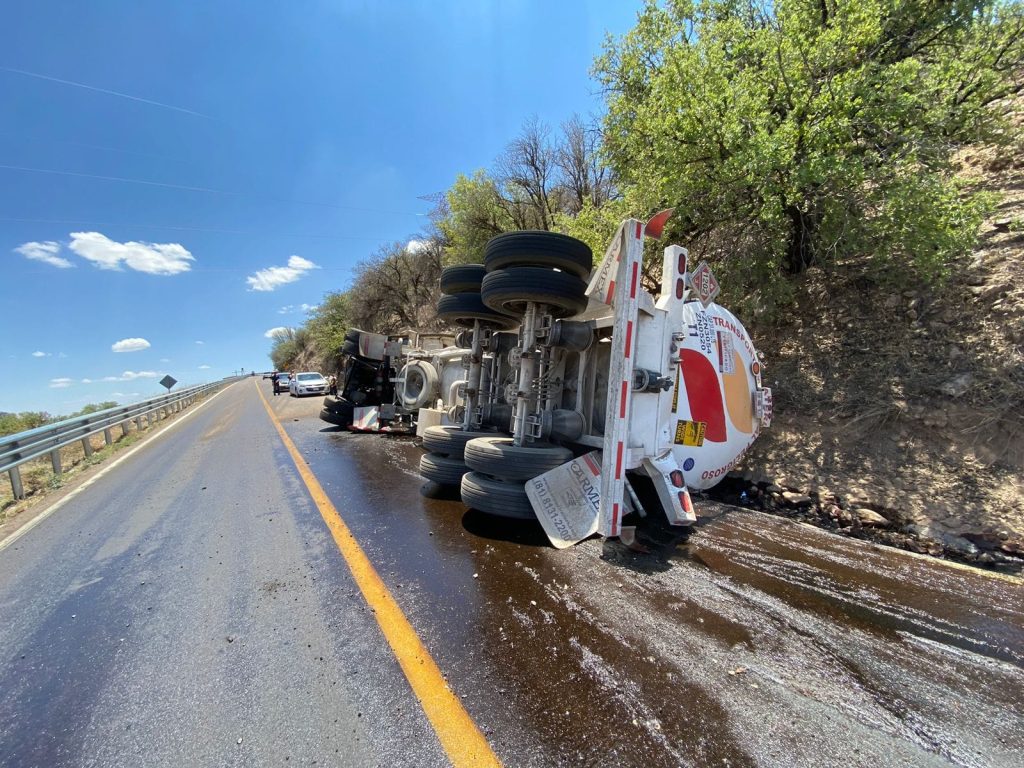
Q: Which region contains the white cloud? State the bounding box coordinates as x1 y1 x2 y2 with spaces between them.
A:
246 255 318 292
16 241 73 269
32 351 50 358
264 326 291 338
407 238 430 254
195 340 204 345
278 303 318 314
69 232 194 275
102 370 159 382
111 337 151 353
58 352 67 358
159 357 170 363
81 378 92 384
198 364 211 369
49 377 74 388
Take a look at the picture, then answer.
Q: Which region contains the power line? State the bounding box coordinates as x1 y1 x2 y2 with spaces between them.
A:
0 66 213 119
0 164 428 216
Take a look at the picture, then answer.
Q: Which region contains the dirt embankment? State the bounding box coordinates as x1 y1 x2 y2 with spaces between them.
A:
731 136 1024 573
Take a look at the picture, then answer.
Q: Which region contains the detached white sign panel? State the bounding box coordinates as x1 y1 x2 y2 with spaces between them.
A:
526 451 602 549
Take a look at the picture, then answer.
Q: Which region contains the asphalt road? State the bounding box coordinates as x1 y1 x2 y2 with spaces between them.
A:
1 379 1022 768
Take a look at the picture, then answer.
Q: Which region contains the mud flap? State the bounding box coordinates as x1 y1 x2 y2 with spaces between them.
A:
350 406 380 432
526 451 602 549
642 453 696 525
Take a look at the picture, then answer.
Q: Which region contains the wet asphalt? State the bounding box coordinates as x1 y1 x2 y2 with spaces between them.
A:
1 379 1022 767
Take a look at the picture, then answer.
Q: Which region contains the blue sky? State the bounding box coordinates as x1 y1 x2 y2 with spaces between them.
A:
1 0 640 415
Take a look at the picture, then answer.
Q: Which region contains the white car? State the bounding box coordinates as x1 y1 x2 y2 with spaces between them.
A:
289 372 328 397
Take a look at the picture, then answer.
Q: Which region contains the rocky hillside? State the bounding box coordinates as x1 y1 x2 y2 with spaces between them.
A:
731 125 1024 573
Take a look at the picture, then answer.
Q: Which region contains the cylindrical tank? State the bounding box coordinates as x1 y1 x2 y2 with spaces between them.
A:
670 302 761 490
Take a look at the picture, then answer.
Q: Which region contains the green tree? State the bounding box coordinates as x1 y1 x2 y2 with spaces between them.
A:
306 291 351 369
0 411 51 437
596 0 1023 313
79 401 118 415
440 170 514 264
268 327 300 371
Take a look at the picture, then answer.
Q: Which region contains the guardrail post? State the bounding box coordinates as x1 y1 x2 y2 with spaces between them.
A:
81 436 93 458
103 428 113 446
136 416 144 431
146 413 154 427
8 467 24 500
50 449 61 474
122 420 132 438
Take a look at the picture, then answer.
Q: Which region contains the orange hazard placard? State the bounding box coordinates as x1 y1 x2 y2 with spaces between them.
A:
674 420 706 447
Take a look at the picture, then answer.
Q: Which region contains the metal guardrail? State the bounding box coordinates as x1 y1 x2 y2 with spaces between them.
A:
1 377 243 500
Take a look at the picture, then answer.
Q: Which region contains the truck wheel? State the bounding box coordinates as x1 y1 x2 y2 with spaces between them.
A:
437 292 519 330
345 328 368 343
422 425 498 458
484 231 593 280
342 339 359 356
464 437 573 481
419 452 469 486
481 267 588 319
460 472 535 519
440 264 487 295
319 405 354 427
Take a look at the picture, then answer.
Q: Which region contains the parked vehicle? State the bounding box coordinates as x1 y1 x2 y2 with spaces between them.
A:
416 217 772 547
289 372 328 397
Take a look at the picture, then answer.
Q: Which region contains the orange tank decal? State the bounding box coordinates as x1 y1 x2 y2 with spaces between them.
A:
723 349 753 434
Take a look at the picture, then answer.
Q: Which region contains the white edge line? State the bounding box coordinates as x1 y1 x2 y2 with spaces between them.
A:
0 382 239 553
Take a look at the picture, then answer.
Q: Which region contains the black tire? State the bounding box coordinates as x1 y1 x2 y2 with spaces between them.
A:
440 264 486 295
419 452 469 486
481 267 588 319
319 407 353 427
484 231 593 280
464 438 573 481
421 425 499 458
322 395 355 413
345 328 368 343
460 472 535 519
342 339 359 356
436 292 519 330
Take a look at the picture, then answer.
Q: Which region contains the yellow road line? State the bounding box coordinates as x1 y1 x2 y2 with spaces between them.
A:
256 382 501 768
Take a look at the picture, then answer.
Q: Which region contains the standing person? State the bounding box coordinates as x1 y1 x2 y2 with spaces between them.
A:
328 374 338 396
272 372 283 396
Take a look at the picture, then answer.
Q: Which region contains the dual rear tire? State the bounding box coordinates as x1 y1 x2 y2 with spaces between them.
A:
418 425 500 487
459 437 573 519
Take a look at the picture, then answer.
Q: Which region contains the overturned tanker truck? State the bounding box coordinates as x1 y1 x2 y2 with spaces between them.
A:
416 214 773 548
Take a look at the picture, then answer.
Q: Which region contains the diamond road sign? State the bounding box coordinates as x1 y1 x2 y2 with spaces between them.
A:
691 260 720 308
159 375 177 391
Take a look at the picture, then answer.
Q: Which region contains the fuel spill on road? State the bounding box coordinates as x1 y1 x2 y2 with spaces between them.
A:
275 392 1023 768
